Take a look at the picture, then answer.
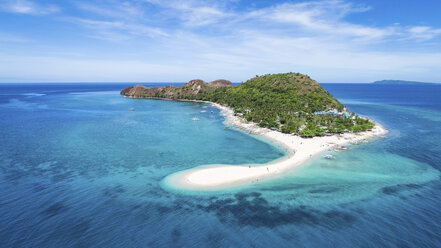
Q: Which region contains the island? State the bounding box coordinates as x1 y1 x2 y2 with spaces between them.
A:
373 80 439 85
121 73 387 191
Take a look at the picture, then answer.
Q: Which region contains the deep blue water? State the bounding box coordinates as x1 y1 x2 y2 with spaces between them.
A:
0 83 440 247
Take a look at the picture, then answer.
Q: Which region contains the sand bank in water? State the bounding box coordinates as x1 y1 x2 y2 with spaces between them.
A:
163 103 388 191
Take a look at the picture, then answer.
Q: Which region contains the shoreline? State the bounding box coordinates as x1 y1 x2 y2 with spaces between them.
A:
162 102 388 192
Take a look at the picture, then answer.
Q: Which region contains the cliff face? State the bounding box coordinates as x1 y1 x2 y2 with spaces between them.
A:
120 79 233 99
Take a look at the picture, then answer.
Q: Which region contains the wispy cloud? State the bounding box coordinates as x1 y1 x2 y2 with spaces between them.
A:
0 0 59 15
71 0 441 44
407 26 441 41
142 0 232 26
0 32 31 43
243 0 395 42
163 2 230 26
74 1 144 19
67 17 169 42
66 0 169 42
2 0 441 82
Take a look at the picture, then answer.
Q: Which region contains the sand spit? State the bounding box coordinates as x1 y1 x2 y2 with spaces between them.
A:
163 102 388 191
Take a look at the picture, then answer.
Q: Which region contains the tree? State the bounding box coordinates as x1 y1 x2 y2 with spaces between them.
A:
315 128 325 136
301 129 315 138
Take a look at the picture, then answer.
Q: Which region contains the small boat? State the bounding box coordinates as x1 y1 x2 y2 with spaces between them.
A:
200 110 207 113
192 117 199 121
324 155 335 159
337 146 349 151
129 108 135 111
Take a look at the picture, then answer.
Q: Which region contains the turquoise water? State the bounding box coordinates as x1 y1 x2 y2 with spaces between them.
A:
0 83 440 247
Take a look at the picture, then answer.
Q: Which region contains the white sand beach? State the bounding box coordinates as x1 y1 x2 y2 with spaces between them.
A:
164 103 388 191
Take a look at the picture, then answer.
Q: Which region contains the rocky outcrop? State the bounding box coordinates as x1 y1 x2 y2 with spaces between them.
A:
208 79 233 87
120 84 148 98
120 79 233 99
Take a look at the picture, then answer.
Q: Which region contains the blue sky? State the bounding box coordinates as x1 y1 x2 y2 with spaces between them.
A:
1 0 441 83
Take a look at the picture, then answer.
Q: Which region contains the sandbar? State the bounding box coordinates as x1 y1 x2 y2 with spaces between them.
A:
163 103 388 191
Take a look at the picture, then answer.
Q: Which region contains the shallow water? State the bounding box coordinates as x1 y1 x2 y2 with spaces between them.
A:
0 83 440 247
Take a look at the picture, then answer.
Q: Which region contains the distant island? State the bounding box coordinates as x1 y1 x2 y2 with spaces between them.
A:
373 80 439 85
121 73 375 137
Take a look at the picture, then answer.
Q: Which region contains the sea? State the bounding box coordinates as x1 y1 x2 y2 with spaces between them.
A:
0 82 440 247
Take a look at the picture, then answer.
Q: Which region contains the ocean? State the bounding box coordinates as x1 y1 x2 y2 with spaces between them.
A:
0 83 440 247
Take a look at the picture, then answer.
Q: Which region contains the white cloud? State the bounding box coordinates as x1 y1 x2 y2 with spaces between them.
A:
74 0 441 44
170 3 230 26
0 0 59 15
142 0 232 26
67 17 169 42
245 0 395 41
66 1 170 42
407 26 441 40
74 1 144 19
2 0 441 83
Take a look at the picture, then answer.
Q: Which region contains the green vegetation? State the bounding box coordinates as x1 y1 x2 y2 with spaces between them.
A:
121 73 376 137
298 115 375 137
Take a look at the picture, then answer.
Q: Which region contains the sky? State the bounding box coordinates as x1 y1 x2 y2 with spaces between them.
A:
1 0 441 83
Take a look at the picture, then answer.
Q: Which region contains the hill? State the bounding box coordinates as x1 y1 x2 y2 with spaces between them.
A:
121 73 374 136
121 79 233 99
